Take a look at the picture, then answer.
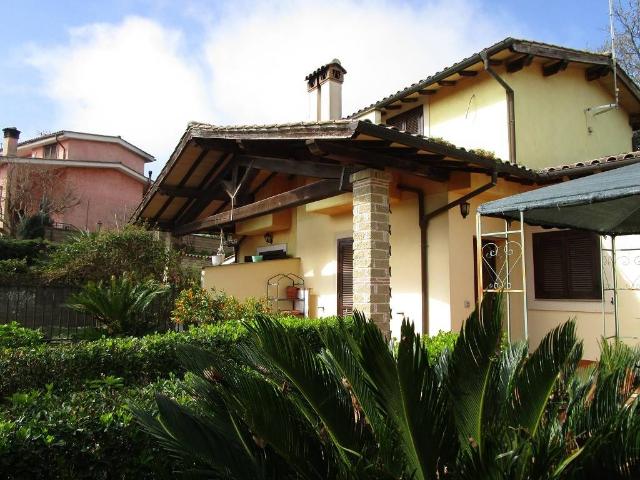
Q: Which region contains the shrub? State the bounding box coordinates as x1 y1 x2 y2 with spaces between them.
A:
0 322 44 349
0 238 53 263
42 225 191 286
172 286 268 326
66 275 169 335
0 377 189 479
0 315 351 397
0 258 29 275
423 329 458 363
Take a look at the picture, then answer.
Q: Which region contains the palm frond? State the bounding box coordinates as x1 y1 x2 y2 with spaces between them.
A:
510 320 579 437
245 314 366 462
447 295 503 458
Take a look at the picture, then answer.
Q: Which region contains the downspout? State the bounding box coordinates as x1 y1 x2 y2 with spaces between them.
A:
397 185 427 333
481 52 516 164
399 171 498 335
54 133 67 159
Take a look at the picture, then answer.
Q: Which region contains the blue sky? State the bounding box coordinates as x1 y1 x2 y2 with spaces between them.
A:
0 0 612 170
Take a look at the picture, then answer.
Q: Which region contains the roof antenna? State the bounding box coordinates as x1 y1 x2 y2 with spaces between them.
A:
585 0 619 120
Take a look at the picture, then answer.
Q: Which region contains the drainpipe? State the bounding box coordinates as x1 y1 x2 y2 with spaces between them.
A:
399 171 498 335
481 52 516 164
397 185 428 333
54 133 67 159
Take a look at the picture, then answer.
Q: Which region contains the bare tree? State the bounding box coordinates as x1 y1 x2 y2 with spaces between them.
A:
2 162 81 236
611 0 640 81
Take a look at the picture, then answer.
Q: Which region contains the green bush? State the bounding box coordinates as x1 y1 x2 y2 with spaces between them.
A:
0 258 29 275
0 238 53 263
0 316 351 397
0 322 45 349
172 285 268 326
0 377 189 479
423 329 458 363
43 225 191 286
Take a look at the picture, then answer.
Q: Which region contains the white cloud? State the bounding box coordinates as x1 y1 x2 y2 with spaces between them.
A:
27 1 521 166
203 0 519 123
27 17 213 170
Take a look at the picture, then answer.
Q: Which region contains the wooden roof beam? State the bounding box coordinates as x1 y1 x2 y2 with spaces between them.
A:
458 70 478 77
586 64 610 81
418 89 437 95
506 54 534 73
384 104 402 110
236 154 344 179
438 80 457 86
542 59 569 77
400 97 418 103
312 141 449 182
174 179 345 235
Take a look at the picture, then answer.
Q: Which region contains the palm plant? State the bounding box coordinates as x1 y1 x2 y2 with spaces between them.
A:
138 296 640 478
67 274 169 335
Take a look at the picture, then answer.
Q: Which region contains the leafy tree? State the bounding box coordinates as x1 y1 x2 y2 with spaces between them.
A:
66 274 169 335
139 298 640 479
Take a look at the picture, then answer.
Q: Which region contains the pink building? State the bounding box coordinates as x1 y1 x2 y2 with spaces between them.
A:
1 127 153 232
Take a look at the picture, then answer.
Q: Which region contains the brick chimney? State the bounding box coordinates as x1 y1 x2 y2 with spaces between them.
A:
2 127 20 156
305 59 346 122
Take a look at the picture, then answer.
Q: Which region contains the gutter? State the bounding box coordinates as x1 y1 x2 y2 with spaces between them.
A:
481 51 517 164
398 171 498 334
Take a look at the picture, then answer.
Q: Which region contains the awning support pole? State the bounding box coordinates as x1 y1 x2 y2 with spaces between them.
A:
600 235 607 338
612 234 620 338
520 211 528 342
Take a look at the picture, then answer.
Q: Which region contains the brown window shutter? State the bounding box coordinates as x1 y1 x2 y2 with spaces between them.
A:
386 106 423 135
533 230 601 300
566 231 601 299
337 238 354 316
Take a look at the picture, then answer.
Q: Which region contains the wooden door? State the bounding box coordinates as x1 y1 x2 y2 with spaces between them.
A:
337 238 354 316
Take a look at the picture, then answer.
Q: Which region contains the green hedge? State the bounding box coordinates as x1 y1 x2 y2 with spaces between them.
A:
0 316 350 397
0 322 45 349
0 238 53 263
0 377 189 479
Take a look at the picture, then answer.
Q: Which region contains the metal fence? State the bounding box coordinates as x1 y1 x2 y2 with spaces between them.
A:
0 286 175 340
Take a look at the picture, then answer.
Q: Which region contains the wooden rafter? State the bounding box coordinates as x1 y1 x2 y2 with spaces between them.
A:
174 179 345 235
586 64 610 81
438 80 457 86
506 54 534 73
400 98 418 103
235 154 344 179
418 89 437 95
542 59 569 77
384 104 402 110
312 141 449 182
458 70 478 77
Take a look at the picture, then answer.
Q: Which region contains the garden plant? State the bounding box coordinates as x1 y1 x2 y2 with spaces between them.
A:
140 298 640 479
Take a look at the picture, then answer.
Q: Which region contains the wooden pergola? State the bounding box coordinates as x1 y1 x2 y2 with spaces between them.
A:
132 120 536 234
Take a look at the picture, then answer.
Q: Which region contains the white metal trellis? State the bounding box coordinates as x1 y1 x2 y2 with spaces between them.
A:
475 211 528 343
600 236 640 340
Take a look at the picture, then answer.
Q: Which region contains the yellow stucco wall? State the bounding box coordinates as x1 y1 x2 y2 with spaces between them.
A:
508 64 633 169
202 258 301 301
427 74 510 161
379 65 633 170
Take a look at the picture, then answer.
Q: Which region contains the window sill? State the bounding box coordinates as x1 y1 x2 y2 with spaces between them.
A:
528 297 612 314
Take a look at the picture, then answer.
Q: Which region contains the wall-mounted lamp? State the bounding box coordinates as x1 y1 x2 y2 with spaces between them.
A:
460 202 470 219
264 232 273 244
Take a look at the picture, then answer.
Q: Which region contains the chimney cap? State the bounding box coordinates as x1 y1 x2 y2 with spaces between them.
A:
3 127 20 139
305 59 347 85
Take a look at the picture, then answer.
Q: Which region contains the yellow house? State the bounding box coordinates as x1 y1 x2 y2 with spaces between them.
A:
133 38 640 359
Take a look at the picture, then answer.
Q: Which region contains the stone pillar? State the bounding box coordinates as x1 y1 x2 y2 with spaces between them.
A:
350 168 392 336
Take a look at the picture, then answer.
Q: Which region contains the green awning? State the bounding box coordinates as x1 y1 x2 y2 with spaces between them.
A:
478 162 640 235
